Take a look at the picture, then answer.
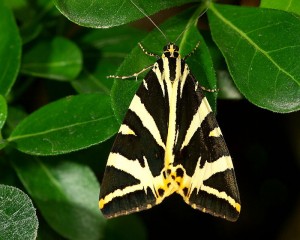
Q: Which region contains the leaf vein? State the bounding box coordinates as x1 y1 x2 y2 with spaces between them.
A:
210 4 299 86
8 115 115 142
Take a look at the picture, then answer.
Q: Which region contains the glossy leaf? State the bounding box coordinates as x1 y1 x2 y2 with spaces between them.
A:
21 37 82 81
111 5 217 123
208 3 300 113
260 0 300 15
0 95 7 149
0 184 38 240
0 0 21 96
8 94 119 155
0 95 7 130
53 0 197 28
72 26 146 94
11 153 105 240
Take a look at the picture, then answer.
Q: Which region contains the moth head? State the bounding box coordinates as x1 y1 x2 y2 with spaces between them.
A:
163 43 180 58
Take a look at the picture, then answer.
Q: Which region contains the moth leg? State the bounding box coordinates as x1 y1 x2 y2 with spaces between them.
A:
138 42 160 58
201 86 219 92
107 64 154 81
185 41 217 92
183 41 201 60
193 75 218 93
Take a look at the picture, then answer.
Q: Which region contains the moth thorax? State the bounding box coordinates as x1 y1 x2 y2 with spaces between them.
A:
163 43 180 58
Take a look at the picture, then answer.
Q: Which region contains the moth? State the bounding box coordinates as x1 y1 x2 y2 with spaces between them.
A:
99 1 241 222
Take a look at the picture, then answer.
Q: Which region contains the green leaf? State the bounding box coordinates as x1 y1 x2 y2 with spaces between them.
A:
208 3 300 113
0 95 7 131
0 0 21 97
53 0 197 28
0 95 7 150
21 37 82 81
72 26 146 94
8 93 119 155
0 184 38 240
260 0 300 15
111 5 217 123
11 153 105 240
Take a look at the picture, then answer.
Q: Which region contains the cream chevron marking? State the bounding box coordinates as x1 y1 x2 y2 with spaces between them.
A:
129 95 165 149
180 97 212 151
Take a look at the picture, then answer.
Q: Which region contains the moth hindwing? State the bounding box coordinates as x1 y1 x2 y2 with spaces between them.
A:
99 42 241 221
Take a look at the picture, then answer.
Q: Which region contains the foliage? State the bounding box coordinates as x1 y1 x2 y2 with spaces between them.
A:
0 0 299 239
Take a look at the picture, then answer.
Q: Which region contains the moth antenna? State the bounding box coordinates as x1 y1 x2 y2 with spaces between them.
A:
174 2 210 44
130 0 169 42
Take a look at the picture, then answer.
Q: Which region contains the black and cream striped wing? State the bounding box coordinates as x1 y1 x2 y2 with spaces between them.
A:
174 66 241 221
99 44 241 221
99 60 169 218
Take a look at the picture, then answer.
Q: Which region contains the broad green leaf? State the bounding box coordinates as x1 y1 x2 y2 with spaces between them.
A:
0 0 21 96
111 5 217 123
0 184 38 240
260 0 300 15
53 0 198 28
8 94 119 155
72 26 146 94
208 3 300 113
0 95 7 130
11 153 105 240
21 37 82 81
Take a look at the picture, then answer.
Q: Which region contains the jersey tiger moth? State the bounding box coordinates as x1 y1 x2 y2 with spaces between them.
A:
99 0 241 222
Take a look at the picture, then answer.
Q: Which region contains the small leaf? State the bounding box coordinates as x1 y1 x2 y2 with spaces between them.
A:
11 153 105 240
0 0 21 96
111 5 217 123
8 93 119 155
208 3 300 113
260 0 300 15
53 0 193 28
0 184 38 240
21 37 82 81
